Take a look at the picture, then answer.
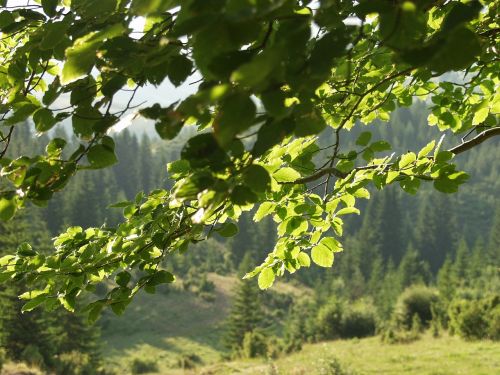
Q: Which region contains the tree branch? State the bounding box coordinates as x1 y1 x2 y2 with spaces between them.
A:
448 127 500 155
286 127 500 185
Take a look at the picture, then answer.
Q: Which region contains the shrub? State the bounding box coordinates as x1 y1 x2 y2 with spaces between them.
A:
0 348 5 374
448 294 500 340
316 299 378 340
177 353 202 369
380 323 421 344
241 330 268 358
339 301 377 338
20 345 45 369
130 358 158 374
394 286 439 330
318 356 359 375
316 299 344 340
266 336 284 359
487 304 500 340
55 351 93 375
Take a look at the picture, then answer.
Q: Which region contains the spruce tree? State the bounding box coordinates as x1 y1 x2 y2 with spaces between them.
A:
413 194 458 273
397 245 431 290
487 204 500 267
452 239 469 287
0 211 57 367
224 254 264 352
437 256 455 301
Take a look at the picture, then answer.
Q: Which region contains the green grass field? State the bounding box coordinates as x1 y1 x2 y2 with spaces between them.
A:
98 274 500 375
101 273 234 373
197 334 500 375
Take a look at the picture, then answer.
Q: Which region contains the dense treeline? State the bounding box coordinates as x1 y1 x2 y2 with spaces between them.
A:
0 102 498 370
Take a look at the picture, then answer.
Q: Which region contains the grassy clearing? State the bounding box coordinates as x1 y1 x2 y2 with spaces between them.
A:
192 333 500 375
101 273 308 374
101 273 234 373
100 275 499 375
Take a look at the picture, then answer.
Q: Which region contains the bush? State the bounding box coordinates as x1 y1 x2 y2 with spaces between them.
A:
316 299 344 340
177 353 202 369
241 330 268 358
0 348 5 374
265 336 284 359
380 323 421 344
318 356 359 375
130 358 158 374
448 294 500 340
20 345 45 369
316 299 377 340
339 301 377 338
394 286 440 330
55 351 93 375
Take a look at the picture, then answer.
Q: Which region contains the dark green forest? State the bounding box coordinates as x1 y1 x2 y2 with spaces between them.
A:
1 102 499 373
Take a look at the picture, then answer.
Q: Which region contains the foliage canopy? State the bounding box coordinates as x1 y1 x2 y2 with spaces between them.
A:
0 0 499 319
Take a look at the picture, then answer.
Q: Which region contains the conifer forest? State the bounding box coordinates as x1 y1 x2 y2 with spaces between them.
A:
0 1 499 374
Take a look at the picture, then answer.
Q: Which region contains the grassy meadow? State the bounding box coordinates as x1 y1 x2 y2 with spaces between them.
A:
87 274 500 375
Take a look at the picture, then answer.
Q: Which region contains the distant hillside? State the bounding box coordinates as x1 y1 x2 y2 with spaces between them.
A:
100 273 308 374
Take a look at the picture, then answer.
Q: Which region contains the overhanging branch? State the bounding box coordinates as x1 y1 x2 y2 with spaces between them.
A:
448 127 500 155
286 127 500 185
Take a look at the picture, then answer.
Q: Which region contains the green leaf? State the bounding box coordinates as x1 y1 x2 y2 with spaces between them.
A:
472 106 489 126
400 176 420 194
115 271 131 287
254 202 275 222
318 237 342 253
214 92 256 148
356 131 372 146
336 207 360 216
258 268 275 289
21 295 48 312
429 27 481 73
216 222 239 237
181 133 228 170
0 197 16 221
101 74 127 97
41 21 69 49
5 102 39 125
386 170 399 184
167 159 190 175
243 165 271 193
435 151 454 164
62 39 99 84
17 243 36 257
273 168 301 183
155 117 183 140
399 152 416 169
311 243 334 267
294 108 327 137
87 144 118 169
42 0 58 17
33 108 56 132
231 50 278 88
61 24 125 84
148 270 175 286
370 140 391 152
418 140 435 159
230 185 258 205
87 301 105 324
297 252 311 267
167 55 193 86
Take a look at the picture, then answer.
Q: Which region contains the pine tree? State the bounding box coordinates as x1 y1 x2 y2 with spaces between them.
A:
487 204 500 267
397 245 430 290
437 256 455 301
412 194 458 273
0 211 57 367
452 238 469 287
224 254 264 352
